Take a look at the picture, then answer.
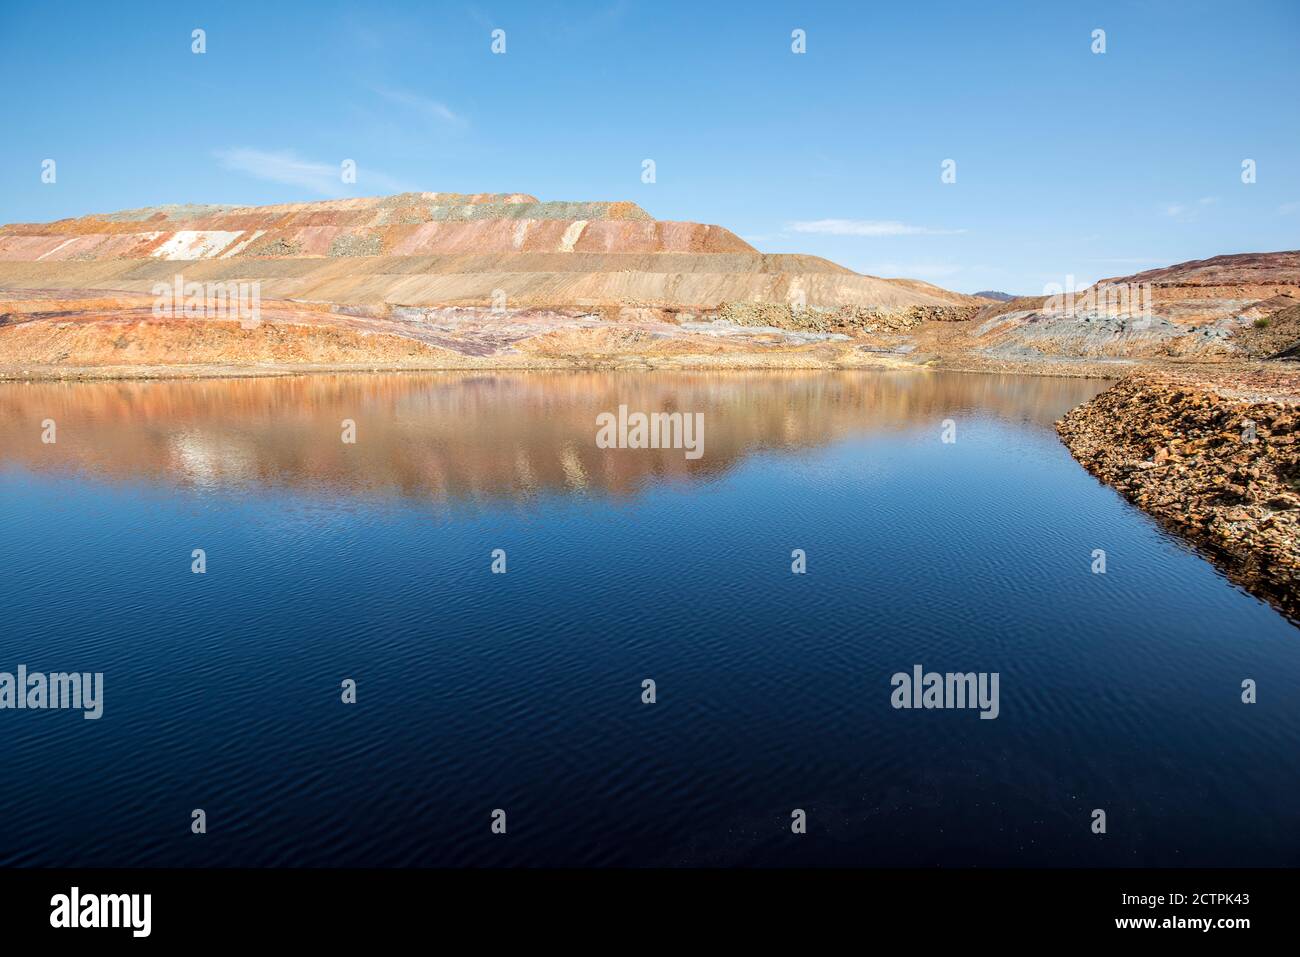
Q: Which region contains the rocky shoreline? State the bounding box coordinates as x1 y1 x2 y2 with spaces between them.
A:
1057 374 1300 621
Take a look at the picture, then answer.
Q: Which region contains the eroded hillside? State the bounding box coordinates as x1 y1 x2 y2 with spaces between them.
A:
0 192 979 373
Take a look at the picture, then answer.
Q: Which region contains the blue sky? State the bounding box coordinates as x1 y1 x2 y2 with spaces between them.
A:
1 0 1297 293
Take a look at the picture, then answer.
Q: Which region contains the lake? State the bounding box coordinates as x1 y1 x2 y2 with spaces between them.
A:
0 370 1296 867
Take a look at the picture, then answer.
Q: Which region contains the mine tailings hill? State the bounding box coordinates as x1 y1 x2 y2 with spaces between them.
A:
0 192 974 314
969 251 1300 360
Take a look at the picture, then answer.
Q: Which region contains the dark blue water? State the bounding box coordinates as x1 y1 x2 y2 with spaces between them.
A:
0 371 1296 867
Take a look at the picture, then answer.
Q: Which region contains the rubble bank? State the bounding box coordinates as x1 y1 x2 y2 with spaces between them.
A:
1057 376 1300 620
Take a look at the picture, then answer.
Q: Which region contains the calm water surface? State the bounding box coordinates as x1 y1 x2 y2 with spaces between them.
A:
0 370 1296 866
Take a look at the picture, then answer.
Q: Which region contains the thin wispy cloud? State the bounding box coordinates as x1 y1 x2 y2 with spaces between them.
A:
1164 197 1218 221
373 87 465 126
1279 201 1300 215
215 148 409 197
216 149 343 195
1085 257 1166 265
559 0 630 40
861 262 964 279
466 4 497 31
788 219 966 237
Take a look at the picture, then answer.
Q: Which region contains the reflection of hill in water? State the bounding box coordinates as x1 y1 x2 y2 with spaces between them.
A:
0 371 1109 502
